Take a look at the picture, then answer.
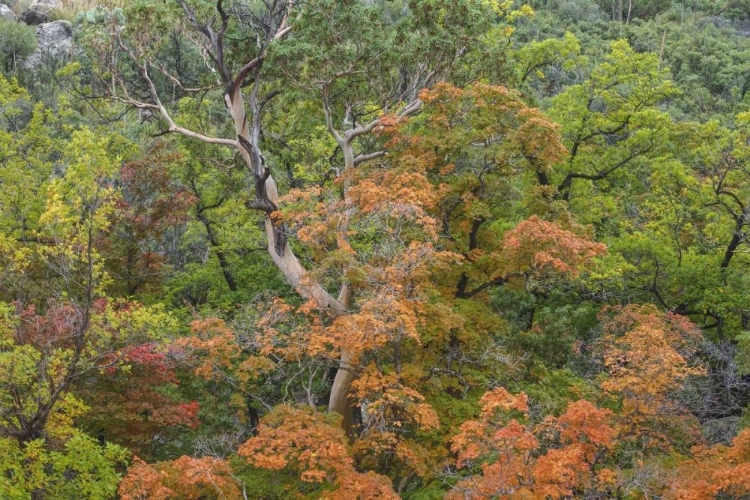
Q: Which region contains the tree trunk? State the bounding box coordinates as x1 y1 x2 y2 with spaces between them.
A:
328 349 357 433
224 67 358 431
327 285 357 435
626 0 632 23
198 213 237 292
148 4 373 433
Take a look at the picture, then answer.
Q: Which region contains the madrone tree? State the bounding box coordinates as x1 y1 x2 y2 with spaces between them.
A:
84 0 528 434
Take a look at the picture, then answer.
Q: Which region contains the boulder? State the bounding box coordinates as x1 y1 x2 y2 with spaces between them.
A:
19 9 48 25
28 0 62 15
0 4 13 20
20 0 62 25
23 20 73 70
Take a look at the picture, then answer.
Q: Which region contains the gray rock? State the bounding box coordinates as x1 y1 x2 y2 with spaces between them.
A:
0 0 18 7
20 0 62 24
0 4 13 19
23 20 73 70
28 0 62 15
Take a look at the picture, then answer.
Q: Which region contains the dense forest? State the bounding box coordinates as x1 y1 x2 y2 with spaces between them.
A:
6 0 750 498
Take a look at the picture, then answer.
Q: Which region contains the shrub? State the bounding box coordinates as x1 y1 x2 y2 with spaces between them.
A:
0 18 37 76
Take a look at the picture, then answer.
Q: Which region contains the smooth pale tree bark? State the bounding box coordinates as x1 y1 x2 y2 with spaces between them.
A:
108 0 430 435
319 79 424 430
179 1 425 433
329 284 355 431
108 0 373 433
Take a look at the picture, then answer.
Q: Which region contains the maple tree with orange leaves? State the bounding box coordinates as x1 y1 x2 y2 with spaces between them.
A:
449 388 617 499
6 0 750 498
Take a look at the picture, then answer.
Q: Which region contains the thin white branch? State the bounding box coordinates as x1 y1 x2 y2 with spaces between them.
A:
114 34 238 148
275 25 293 39
141 65 237 147
345 114 382 145
274 0 294 39
149 62 216 93
353 150 387 166
343 98 422 145
398 98 423 120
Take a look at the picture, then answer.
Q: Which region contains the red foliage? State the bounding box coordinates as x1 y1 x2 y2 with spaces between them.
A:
78 341 200 458
107 143 195 295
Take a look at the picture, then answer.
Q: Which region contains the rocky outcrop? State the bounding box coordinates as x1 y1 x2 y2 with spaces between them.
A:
29 0 61 14
23 20 73 70
19 0 62 25
0 4 14 20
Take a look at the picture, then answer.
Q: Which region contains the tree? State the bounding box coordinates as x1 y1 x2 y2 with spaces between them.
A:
0 79 181 498
448 388 617 499
82 0 540 441
75 341 200 460
238 405 398 499
546 40 679 206
595 305 705 457
107 143 195 297
667 427 750 500
119 455 245 500
0 434 128 500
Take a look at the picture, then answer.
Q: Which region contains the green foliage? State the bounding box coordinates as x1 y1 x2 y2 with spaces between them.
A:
0 18 37 77
74 6 125 24
6 1 750 498
509 31 588 97
0 435 129 500
228 458 328 500
547 39 679 223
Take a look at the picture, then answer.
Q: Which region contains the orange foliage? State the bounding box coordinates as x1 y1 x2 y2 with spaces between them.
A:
500 216 607 277
349 365 441 476
352 365 439 433
177 318 239 379
382 83 573 296
283 150 442 257
238 405 398 499
119 456 242 500
479 387 529 418
449 389 616 499
596 305 705 450
247 201 447 479
178 316 277 382
322 292 422 360
602 324 697 399
668 428 750 500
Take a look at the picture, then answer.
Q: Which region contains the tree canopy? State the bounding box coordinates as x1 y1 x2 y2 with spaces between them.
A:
3 0 750 498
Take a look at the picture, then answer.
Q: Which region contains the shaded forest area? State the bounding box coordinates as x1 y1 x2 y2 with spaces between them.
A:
4 0 750 498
